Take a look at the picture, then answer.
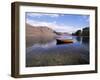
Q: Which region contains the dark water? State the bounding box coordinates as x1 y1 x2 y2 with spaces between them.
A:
26 36 89 67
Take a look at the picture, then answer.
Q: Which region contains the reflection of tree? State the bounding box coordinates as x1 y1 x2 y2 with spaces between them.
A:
76 36 81 42
72 27 89 44
81 27 89 36
82 37 89 43
75 36 89 44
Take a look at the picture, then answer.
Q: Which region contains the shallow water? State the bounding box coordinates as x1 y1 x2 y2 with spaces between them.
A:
26 36 89 67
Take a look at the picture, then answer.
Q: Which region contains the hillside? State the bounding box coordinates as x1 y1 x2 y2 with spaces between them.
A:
26 23 56 37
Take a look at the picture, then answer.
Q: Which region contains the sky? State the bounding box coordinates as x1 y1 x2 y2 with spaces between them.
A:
26 12 89 34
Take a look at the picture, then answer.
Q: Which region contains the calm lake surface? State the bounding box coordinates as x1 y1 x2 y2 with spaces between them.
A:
26 35 89 67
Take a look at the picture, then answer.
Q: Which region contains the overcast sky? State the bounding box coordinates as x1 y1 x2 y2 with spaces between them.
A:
26 12 89 33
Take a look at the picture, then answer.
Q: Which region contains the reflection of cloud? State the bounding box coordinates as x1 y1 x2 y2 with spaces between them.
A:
26 19 81 33
26 13 60 18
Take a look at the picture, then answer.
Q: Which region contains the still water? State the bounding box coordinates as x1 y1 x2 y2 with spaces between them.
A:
26 36 89 67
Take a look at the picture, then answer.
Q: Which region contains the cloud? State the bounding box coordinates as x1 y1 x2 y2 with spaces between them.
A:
26 13 60 18
26 13 42 17
26 19 81 33
81 15 90 23
47 14 59 17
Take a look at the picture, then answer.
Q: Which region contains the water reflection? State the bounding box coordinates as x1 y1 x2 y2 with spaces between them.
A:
56 36 89 46
26 35 89 67
27 36 89 48
76 36 82 42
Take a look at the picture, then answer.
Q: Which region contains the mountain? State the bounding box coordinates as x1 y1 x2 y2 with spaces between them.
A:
26 23 57 38
54 31 71 36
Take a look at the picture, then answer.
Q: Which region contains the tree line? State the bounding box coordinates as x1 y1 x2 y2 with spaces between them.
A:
72 27 89 36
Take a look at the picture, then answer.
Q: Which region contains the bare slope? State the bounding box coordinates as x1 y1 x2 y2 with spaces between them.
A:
26 23 56 38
